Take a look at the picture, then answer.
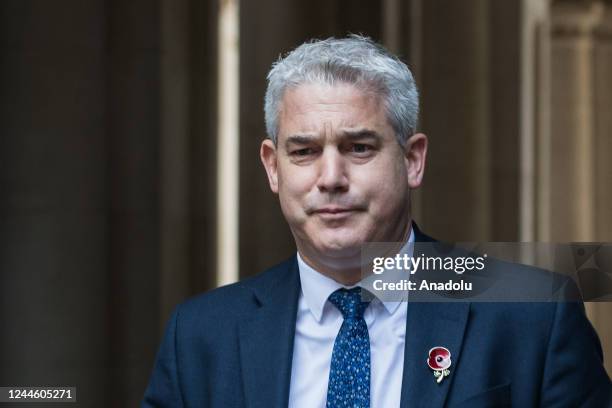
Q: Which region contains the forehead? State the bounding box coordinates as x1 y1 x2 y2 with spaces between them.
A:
277 83 390 139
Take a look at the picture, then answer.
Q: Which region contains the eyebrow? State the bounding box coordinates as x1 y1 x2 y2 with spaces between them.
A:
285 134 317 148
283 129 384 150
341 129 384 143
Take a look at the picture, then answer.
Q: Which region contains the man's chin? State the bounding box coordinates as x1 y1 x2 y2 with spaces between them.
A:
315 241 363 259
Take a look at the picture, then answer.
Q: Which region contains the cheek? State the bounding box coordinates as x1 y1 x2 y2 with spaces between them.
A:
277 171 314 217
278 171 312 198
369 186 406 219
359 162 409 213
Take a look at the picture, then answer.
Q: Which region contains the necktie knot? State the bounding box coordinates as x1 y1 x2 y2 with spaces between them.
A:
328 288 370 319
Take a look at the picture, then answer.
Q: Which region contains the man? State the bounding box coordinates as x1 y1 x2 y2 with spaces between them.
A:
143 36 610 407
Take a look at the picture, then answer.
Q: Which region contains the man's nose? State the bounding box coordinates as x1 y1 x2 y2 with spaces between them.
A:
316 148 349 193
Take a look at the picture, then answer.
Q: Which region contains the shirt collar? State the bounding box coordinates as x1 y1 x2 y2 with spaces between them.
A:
297 227 415 322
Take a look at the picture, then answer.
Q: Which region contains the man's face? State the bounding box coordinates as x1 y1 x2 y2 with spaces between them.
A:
261 83 426 270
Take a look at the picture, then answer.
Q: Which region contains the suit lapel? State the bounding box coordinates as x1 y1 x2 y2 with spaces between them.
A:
239 258 301 408
400 301 470 408
400 223 471 407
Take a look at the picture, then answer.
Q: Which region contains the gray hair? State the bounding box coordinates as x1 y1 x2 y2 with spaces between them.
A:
264 35 419 146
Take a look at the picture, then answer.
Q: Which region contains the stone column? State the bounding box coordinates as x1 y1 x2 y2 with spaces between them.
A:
159 0 219 325
549 1 603 241
106 0 164 405
417 0 493 241
160 0 193 324
592 4 612 376
550 0 611 375
593 8 612 243
521 0 552 242
0 1 110 405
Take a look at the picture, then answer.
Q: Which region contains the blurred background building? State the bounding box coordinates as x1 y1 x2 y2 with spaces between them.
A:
1 0 611 405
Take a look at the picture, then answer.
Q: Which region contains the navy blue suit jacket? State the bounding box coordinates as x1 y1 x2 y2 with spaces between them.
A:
143 228 611 407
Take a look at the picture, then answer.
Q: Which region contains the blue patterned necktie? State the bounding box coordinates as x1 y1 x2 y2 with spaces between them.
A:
326 288 372 408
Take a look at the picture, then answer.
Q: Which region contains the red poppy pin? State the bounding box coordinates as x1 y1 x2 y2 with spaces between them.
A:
427 347 451 384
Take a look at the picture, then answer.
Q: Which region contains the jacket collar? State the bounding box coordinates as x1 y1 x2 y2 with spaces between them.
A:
238 257 301 408
400 222 471 407
399 301 470 407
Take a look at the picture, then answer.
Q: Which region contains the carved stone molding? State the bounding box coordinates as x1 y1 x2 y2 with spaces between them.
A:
552 0 605 37
594 9 612 39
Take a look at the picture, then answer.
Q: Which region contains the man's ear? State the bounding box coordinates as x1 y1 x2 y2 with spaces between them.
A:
403 132 428 189
260 138 279 193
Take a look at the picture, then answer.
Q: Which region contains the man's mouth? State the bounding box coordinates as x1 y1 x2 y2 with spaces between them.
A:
315 206 353 214
311 206 361 220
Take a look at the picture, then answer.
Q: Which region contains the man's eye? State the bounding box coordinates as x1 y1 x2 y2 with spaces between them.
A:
351 144 372 153
291 148 314 156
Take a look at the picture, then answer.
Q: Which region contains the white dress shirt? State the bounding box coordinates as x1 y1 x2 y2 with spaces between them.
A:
288 229 414 408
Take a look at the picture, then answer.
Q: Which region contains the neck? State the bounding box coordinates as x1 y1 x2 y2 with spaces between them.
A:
297 252 363 285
